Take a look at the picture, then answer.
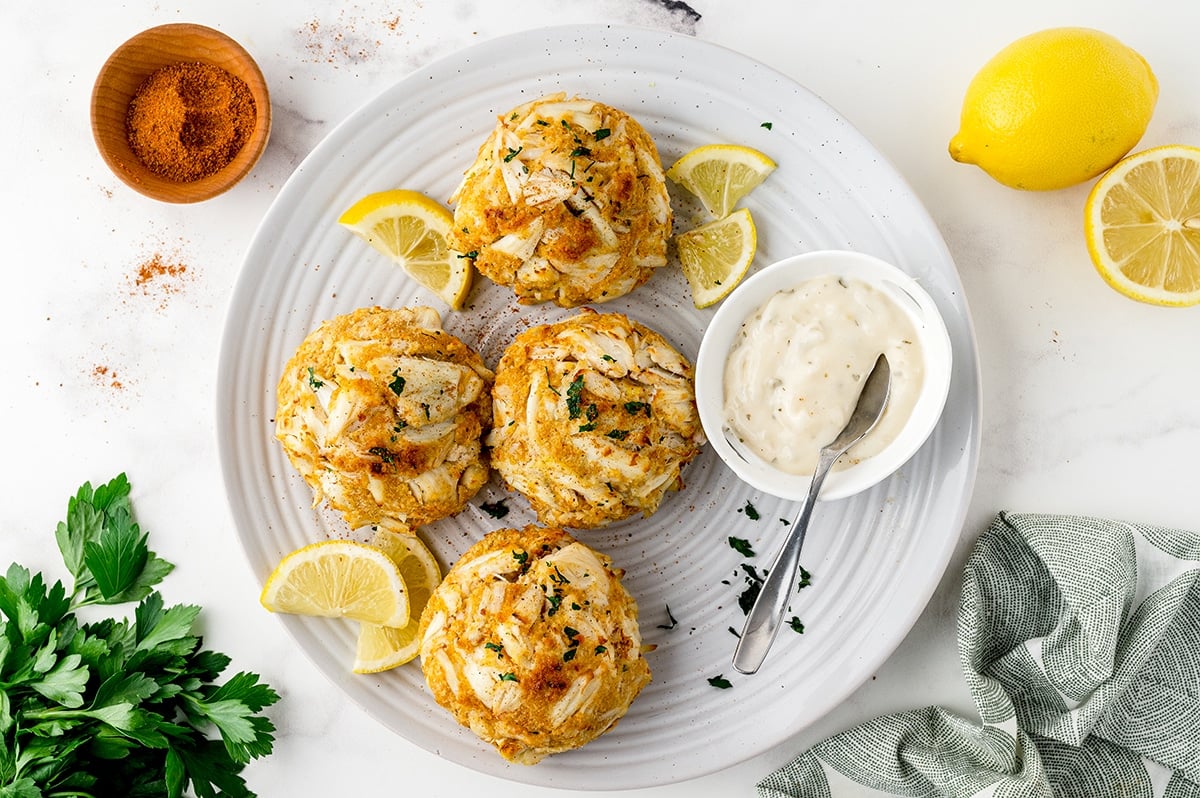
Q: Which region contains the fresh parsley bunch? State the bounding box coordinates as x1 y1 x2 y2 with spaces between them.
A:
0 474 279 798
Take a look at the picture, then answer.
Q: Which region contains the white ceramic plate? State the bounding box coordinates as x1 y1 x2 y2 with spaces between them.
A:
217 24 981 791
695 250 955 503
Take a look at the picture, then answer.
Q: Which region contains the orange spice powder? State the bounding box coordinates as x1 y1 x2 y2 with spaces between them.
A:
125 61 256 182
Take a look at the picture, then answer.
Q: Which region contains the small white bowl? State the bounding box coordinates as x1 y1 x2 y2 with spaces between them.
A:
694 250 953 502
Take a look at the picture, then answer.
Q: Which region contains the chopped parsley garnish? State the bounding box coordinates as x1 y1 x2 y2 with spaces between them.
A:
563 648 577 662
570 146 592 158
605 429 630 440
367 446 395 464
549 565 570 585
457 250 479 259
728 626 741 638
761 121 773 130
480 499 510 519
797 566 812 591
737 564 765 615
503 146 523 162
563 626 580 641
601 354 615 362
388 369 406 395
728 536 755 557
586 403 599 421
595 645 608 655
707 675 733 689
578 423 597 432
393 421 408 432
306 367 324 390
566 374 585 418
546 591 563 616
657 604 678 630
788 617 806 634
623 401 651 417
741 500 761 520
498 672 519 682
512 550 529 567
593 127 611 140
485 642 504 657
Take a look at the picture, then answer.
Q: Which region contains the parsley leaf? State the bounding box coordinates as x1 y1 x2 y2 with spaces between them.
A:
737 563 765 615
623 401 651 417
1 474 279 796
565 373 585 419
480 499 510 519
728 536 755 557
707 675 733 689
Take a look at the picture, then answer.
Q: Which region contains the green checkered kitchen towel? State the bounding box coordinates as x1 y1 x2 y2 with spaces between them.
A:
759 512 1200 798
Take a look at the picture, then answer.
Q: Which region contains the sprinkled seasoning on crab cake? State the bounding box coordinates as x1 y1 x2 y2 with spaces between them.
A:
418 525 651 764
449 93 672 307
488 309 706 529
275 306 493 532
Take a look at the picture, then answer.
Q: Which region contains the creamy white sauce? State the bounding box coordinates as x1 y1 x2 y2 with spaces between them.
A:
723 275 924 475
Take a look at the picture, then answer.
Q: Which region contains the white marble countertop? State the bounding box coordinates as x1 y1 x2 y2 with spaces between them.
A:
4 1 1200 795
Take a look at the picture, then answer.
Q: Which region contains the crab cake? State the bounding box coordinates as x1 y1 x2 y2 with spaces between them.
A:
275 306 493 532
488 309 706 529
418 525 651 764
449 93 672 307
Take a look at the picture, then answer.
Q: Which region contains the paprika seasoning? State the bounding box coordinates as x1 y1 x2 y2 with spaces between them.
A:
125 61 256 182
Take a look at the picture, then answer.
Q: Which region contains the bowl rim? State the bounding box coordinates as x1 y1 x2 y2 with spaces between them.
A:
694 249 954 502
89 22 272 203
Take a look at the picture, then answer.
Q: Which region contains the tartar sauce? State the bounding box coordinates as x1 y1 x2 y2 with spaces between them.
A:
723 275 924 475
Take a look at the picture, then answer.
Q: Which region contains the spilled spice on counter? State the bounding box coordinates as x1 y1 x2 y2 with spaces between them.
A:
125 61 256 182
127 250 194 312
134 252 189 290
91 365 124 391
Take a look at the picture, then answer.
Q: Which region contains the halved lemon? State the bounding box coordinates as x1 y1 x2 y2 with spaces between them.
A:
353 530 443 673
260 540 409 627
1084 145 1200 306
675 208 757 308
338 189 473 310
666 144 777 219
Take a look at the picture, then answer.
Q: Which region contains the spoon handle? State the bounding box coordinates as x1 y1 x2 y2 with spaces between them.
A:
732 446 839 675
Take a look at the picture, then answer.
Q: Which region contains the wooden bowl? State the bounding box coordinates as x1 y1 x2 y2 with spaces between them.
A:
91 23 271 203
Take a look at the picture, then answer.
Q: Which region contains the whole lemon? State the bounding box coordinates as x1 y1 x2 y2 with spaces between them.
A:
949 27 1157 190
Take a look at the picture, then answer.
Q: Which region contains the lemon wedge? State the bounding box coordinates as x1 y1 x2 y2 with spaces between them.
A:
260 540 409 628
338 189 473 310
353 530 443 673
1084 145 1200 306
675 208 757 308
666 144 776 219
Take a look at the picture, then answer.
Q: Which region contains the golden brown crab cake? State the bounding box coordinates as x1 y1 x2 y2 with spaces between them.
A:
488 309 706 529
418 525 651 764
275 306 493 532
448 93 672 307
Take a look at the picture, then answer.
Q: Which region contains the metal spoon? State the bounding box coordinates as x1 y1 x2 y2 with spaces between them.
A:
732 353 892 675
